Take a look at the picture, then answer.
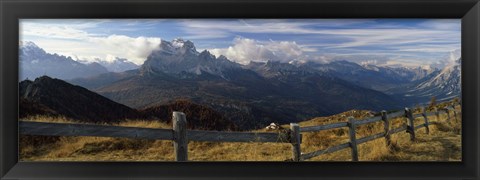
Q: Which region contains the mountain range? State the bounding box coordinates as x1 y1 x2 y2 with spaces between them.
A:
301 60 435 92
83 57 139 73
69 39 405 129
20 41 139 80
19 42 108 80
20 39 461 130
392 50 462 103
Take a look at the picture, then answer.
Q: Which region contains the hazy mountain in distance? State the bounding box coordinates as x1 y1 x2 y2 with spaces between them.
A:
362 64 436 82
95 57 139 72
19 41 109 80
244 60 402 112
68 69 140 90
398 51 461 103
296 60 437 92
245 60 317 78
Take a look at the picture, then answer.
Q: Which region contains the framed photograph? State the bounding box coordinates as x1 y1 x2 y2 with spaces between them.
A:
1 0 479 179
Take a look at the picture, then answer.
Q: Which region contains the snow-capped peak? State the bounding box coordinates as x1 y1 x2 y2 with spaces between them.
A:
19 41 43 52
171 38 186 48
158 38 197 55
420 65 432 71
411 50 461 100
142 38 241 78
361 64 380 71
19 41 47 56
448 49 461 64
20 41 39 48
92 56 139 72
288 60 307 66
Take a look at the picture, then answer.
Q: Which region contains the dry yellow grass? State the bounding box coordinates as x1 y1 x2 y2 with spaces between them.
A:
19 104 461 162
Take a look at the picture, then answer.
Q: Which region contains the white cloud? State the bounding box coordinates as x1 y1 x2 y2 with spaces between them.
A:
89 35 161 64
105 54 118 62
418 19 461 31
209 37 308 65
22 24 91 40
322 28 459 50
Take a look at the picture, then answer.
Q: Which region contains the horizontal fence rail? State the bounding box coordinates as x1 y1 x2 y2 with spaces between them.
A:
390 126 408 134
20 121 175 140
357 132 385 144
20 101 460 161
355 116 382 126
300 122 348 132
387 110 406 119
20 121 291 143
187 130 290 143
301 142 351 160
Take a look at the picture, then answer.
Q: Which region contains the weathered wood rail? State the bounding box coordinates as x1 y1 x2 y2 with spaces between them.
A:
20 102 460 161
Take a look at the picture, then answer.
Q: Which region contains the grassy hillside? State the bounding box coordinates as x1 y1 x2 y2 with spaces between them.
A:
19 104 461 161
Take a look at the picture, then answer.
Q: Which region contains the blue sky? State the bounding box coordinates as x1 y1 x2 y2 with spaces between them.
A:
20 19 461 67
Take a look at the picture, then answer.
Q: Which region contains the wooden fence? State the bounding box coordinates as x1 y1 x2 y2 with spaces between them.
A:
19 102 461 161
298 102 460 161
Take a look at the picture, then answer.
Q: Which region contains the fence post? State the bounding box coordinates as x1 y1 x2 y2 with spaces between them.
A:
405 108 416 141
347 117 359 161
434 107 440 121
380 111 392 147
422 107 430 134
451 105 458 122
445 108 451 123
172 111 188 162
290 123 301 162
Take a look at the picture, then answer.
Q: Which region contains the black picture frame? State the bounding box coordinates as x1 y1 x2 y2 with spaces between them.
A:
1 0 479 179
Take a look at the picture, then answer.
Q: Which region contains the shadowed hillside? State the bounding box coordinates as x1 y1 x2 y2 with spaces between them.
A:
19 98 59 119
20 76 141 123
140 99 238 131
